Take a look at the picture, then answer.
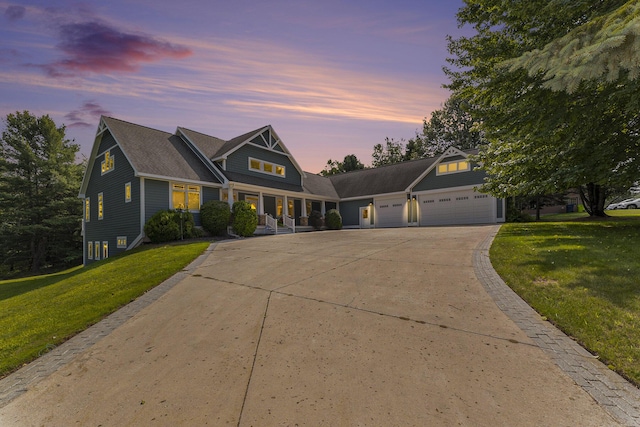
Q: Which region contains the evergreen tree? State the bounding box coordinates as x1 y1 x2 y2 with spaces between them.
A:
0 111 84 275
446 0 637 216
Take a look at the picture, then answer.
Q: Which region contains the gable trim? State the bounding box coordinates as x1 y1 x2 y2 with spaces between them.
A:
176 128 228 184
405 147 470 192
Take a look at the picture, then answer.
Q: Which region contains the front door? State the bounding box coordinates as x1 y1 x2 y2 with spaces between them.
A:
359 206 371 228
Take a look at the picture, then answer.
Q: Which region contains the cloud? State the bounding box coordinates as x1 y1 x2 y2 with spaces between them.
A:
4 5 25 22
43 21 192 77
64 101 112 128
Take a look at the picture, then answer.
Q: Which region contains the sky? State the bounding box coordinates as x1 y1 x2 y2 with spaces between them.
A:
0 0 470 174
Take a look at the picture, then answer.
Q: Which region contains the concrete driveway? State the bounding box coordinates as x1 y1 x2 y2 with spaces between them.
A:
0 226 625 425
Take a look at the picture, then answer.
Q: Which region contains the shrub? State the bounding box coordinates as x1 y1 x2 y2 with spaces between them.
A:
201 200 231 236
144 210 180 243
308 210 323 230
325 209 342 230
144 209 199 243
232 201 258 237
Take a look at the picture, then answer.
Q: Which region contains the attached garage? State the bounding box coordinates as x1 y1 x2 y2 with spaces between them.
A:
375 197 407 228
418 189 494 226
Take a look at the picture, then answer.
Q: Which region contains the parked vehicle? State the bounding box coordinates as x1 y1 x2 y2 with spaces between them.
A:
607 199 634 210
617 198 640 209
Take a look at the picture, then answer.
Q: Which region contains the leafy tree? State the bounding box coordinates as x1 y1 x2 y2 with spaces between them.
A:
445 0 637 216
0 111 84 275
371 138 405 167
320 154 365 176
410 95 485 158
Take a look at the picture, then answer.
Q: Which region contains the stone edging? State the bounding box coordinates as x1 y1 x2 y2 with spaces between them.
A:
473 225 640 427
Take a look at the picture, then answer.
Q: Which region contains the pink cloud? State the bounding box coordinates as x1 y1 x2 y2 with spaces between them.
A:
43 21 192 77
65 101 112 128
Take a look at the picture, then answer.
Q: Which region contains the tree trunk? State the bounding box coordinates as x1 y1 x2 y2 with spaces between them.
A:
30 236 47 273
535 196 541 220
579 183 607 217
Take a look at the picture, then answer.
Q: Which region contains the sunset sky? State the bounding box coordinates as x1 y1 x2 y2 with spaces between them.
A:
1 0 470 173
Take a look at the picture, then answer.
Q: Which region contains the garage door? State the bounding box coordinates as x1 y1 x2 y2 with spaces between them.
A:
419 190 494 226
375 197 406 228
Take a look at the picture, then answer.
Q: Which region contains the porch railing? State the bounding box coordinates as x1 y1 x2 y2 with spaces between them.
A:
282 214 295 233
265 214 278 234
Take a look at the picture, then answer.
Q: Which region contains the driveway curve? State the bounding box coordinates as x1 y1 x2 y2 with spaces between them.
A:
0 226 630 426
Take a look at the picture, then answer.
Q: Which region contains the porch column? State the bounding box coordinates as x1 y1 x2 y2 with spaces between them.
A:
258 192 264 215
227 184 234 208
301 198 307 217
321 201 326 216
283 195 288 217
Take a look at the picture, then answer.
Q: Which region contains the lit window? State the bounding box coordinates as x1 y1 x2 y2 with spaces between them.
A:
287 199 294 217
125 182 131 203
276 198 283 217
98 193 104 220
101 150 115 175
248 157 286 178
117 236 127 248
172 184 200 211
95 241 100 260
85 198 90 222
102 241 109 259
437 160 471 175
88 241 93 260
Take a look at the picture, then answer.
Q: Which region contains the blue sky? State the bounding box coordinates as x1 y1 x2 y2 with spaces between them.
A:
1 0 469 173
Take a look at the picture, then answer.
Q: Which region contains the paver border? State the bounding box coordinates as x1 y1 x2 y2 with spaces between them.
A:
0 243 217 409
473 225 640 427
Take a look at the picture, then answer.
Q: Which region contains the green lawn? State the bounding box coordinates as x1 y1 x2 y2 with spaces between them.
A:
0 241 210 378
491 212 640 385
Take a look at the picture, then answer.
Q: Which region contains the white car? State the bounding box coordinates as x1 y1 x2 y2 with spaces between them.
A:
617 198 640 209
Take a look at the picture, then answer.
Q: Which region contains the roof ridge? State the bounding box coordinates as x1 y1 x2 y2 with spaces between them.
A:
102 116 173 137
177 126 225 142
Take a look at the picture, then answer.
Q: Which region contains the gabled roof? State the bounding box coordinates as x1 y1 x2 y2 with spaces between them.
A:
92 117 223 185
303 173 340 199
329 157 438 199
177 127 227 159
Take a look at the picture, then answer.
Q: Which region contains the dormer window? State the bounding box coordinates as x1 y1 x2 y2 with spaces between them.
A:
437 160 470 175
248 157 286 177
101 150 115 175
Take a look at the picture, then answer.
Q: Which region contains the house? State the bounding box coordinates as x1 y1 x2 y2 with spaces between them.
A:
79 116 504 264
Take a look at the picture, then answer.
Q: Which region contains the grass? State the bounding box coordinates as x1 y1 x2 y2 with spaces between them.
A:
491 212 640 385
0 241 210 378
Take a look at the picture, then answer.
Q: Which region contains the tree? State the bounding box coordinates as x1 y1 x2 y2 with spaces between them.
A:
410 95 485 158
0 111 84 275
371 138 405 167
445 0 637 216
320 154 365 176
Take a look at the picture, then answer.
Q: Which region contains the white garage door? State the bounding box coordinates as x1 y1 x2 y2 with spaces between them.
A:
419 190 494 226
375 197 407 228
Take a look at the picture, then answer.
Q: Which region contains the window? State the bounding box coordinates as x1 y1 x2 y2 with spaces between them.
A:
102 241 109 259
248 157 286 177
94 241 100 260
85 198 90 222
98 193 104 220
101 150 115 175
172 184 200 211
88 241 93 260
125 182 131 203
437 160 470 175
117 236 127 248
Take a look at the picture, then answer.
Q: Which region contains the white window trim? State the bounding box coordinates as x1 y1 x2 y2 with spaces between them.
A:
102 241 109 259
436 160 470 176
85 197 90 222
98 192 104 220
87 241 93 260
94 241 100 260
248 157 286 178
101 150 115 175
125 182 131 203
171 183 201 212
117 236 127 248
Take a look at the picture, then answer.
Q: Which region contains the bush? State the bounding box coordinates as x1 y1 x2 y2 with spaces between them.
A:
232 201 258 237
325 209 342 230
144 209 199 243
308 210 323 230
201 200 231 236
144 210 180 243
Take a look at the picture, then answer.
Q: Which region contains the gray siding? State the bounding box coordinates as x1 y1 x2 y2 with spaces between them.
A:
412 167 486 192
339 199 373 226
84 137 139 264
98 131 117 154
226 145 301 186
144 179 170 223
203 186 220 203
